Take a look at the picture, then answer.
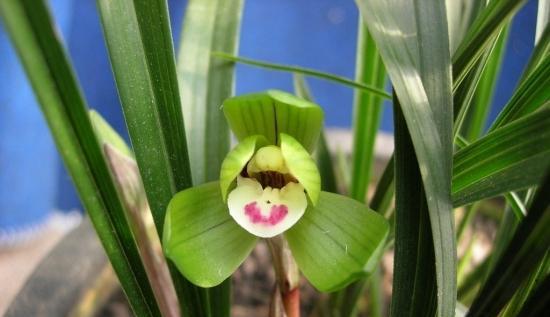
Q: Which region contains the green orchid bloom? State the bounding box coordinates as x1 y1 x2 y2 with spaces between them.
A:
163 90 389 292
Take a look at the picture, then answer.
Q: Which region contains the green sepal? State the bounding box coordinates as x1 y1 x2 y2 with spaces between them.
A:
163 182 257 288
280 133 321 205
285 191 389 292
222 90 324 152
220 135 269 202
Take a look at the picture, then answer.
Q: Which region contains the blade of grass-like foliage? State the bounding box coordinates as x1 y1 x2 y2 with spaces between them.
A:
521 26 549 81
451 1 510 139
292 74 338 193
176 1 244 314
95 0 207 315
484 206 520 281
446 0 485 55
350 21 386 203
515 270 550 316
369 156 395 215
452 107 550 206
466 172 550 317
452 0 527 88
456 133 527 220
390 98 437 317
457 257 489 302
356 0 456 316
536 0 550 44
489 55 550 131
462 26 509 141
501 253 549 316
178 0 243 185
0 1 161 315
453 37 498 139
212 51 391 99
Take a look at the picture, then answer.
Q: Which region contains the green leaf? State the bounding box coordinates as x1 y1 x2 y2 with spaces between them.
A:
490 55 550 131
452 0 527 88
462 26 509 141
350 21 386 203
0 1 161 315
285 191 389 292
223 90 324 152
292 74 338 193
515 271 550 317
220 135 269 201
177 0 244 185
89 110 133 157
466 172 550 317
536 0 550 45
356 0 456 316
95 0 204 314
369 156 395 215
452 107 550 206
213 51 391 99
502 253 549 317
280 133 321 205
521 25 549 81
391 96 437 317
164 182 257 288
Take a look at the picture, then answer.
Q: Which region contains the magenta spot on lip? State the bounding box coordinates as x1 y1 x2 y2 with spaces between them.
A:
244 202 288 226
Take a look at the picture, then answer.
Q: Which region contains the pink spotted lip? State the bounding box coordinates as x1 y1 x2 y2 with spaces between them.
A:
244 202 288 226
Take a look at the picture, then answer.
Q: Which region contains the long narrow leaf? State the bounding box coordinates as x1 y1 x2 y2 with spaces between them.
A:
452 0 527 88
176 1 244 314
462 26 509 141
452 107 550 206
515 272 550 317
390 97 437 317
521 26 549 81
0 1 161 315
350 20 386 203
95 0 206 315
356 1 456 316
502 253 549 316
178 0 244 185
490 56 550 131
212 51 391 99
466 172 550 317
536 0 550 44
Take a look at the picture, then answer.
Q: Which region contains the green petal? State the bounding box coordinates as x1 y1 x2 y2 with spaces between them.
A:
163 182 257 288
285 191 389 292
222 90 324 152
280 133 321 205
220 135 269 202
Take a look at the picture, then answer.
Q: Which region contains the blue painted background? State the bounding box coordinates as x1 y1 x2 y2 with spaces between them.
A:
0 0 539 231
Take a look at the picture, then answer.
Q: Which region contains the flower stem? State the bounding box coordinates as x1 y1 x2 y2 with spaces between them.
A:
267 236 301 317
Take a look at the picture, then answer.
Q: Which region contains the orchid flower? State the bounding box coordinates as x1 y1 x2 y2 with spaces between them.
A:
163 90 389 292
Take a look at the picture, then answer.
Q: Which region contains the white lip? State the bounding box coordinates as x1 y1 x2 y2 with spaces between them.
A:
227 177 307 238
